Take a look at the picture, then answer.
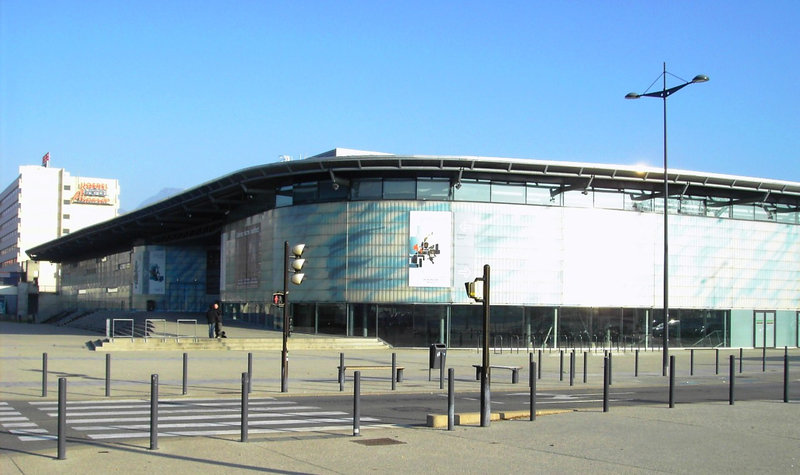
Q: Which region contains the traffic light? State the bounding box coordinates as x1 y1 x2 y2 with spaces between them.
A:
465 278 484 302
290 243 306 285
272 292 285 306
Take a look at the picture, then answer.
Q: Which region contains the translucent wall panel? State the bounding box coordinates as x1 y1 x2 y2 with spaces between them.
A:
221 196 799 311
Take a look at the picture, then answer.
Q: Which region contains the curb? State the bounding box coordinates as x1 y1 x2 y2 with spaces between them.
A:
426 409 573 428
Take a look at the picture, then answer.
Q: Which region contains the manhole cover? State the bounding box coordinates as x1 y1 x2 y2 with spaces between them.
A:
352 438 406 446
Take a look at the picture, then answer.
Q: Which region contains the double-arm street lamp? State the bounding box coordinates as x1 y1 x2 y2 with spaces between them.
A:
626 62 708 376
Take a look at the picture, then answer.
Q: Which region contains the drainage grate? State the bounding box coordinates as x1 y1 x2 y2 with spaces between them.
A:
352 438 406 446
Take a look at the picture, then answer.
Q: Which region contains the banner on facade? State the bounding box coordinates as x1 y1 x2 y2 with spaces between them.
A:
408 211 452 287
133 246 166 295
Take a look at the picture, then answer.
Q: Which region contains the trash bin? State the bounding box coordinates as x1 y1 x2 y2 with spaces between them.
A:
429 343 447 369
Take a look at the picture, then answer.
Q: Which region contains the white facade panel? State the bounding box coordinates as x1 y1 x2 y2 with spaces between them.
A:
222 198 799 311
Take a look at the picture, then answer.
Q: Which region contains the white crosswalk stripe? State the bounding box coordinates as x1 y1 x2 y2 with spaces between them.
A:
27 396 389 441
0 402 52 441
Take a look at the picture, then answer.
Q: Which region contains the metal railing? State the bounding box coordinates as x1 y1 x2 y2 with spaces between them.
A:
110 319 135 341
109 318 199 342
176 319 198 341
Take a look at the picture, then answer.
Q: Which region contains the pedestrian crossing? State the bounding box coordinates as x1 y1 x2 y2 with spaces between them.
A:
0 401 55 442
2 397 390 443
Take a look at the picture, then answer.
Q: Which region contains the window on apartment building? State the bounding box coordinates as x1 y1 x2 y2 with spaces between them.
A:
62 214 70 219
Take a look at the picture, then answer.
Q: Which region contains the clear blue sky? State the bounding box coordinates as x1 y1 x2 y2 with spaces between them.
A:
2 1 798 211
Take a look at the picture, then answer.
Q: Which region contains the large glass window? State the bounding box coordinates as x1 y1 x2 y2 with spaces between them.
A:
383 180 416 199
732 204 754 220
451 305 482 348
317 303 347 335
526 307 555 348
491 184 525 204
376 304 415 346
351 179 382 200
650 309 729 348
417 179 450 201
526 186 557 206
491 306 524 346
454 180 490 202
563 190 593 208
293 302 317 334
276 186 292 207
318 181 349 202
292 183 317 205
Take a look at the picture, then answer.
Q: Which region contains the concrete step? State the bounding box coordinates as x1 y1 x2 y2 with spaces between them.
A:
91 336 390 352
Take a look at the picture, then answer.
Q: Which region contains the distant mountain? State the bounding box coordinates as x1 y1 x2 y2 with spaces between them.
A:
119 188 184 214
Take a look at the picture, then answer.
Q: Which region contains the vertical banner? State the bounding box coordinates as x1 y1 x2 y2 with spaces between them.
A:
132 246 166 295
148 248 166 295
408 211 452 287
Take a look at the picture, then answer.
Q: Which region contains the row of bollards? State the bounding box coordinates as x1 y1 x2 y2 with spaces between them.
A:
42 347 792 399
40 346 796 459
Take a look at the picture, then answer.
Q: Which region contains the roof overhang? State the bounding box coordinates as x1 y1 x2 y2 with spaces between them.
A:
26 149 800 263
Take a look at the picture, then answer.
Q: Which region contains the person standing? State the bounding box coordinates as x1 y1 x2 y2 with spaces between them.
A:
206 302 221 338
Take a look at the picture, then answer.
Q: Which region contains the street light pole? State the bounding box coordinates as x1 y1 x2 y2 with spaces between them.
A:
626 62 708 376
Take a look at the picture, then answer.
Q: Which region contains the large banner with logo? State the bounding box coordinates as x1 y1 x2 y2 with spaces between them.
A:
408 211 452 287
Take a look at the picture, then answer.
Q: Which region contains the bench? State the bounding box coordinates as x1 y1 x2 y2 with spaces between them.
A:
338 365 404 383
472 364 522 384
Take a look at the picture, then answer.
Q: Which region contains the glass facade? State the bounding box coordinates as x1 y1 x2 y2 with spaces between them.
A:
219 176 800 348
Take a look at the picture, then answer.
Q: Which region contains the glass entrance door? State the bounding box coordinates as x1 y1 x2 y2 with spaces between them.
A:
753 311 776 348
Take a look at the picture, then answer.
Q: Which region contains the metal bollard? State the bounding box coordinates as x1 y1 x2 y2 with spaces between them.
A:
739 348 743 374
608 352 613 386
569 351 574 386
247 353 253 394
537 350 542 380
528 353 534 388
353 371 361 436
105 353 111 397
530 361 537 421
690 349 694 376
785 352 790 403
762 346 766 372
448 368 455 430
583 351 587 384
150 374 158 450
715 348 719 375
729 354 735 405
635 349 639 378
669 355 675 408
440 352 446 390
339 353 345 392
42 353 48 397
392 353 397 391
57 377 66 460
182 352 188 395
241 372 249 442
602 356 609 413
559 350 564 381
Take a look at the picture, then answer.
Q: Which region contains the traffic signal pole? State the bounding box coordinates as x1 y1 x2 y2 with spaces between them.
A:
281 240 289 392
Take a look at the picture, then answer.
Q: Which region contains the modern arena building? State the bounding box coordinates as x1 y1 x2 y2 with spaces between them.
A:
26 148 800 349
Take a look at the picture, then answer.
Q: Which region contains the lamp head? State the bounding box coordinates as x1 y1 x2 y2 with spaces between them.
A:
691 74 709 83
625 92 641 100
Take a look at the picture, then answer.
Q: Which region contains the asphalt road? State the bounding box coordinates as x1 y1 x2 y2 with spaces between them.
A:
2 373 789 454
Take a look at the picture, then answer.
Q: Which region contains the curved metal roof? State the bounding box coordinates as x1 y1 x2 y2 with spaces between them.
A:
27 148 800 263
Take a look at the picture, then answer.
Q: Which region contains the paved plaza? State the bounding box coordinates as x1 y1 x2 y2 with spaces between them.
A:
1 321 798 474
